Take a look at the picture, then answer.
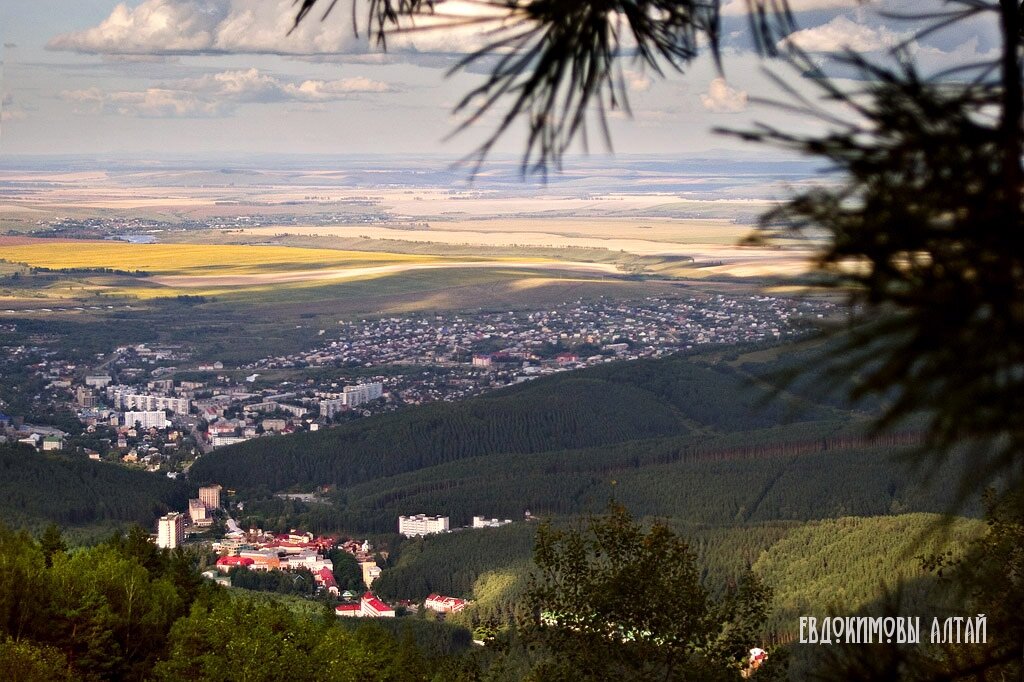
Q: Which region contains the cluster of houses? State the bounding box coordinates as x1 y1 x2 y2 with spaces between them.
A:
209 523 386 601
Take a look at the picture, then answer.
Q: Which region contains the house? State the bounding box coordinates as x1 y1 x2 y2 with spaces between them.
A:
425 594 469 613
334 603 362 618
315 567 339 596
361 592 396 618
334 592 395 618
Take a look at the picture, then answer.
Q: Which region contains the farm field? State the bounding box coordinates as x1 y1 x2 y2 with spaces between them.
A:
0 237 624 298
0 239 436 275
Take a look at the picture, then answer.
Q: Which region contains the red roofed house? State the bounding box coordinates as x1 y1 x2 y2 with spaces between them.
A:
424 593 468 613
216 556 254 573
335 603 361 618
334 592 395 618
315 566 339 596
361 592 395 618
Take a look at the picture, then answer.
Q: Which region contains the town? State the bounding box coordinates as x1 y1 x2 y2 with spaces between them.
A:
153 485 484 620
0 292 833 473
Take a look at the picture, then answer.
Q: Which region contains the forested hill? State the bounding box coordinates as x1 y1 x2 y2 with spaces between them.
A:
0 444 189 532
190 344 849 493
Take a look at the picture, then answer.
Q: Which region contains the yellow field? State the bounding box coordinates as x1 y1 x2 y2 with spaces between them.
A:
0 239 624 307
1 241 434 276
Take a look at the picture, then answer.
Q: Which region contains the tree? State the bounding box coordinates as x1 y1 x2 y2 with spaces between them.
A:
39 523 66 569
523 504 779 680
0 638 72 682
289 0 1024 510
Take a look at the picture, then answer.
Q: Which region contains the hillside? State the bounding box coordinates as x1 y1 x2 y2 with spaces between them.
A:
191 339 970 537
190 348 844 494
371 513 982 643
0 444 189 532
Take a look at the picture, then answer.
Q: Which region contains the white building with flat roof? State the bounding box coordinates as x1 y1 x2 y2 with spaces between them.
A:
320 397 347 419
341 382 383 407
157 512 185 549
199 484 222 510
472 516 513 529
398 514 449 537
108 388 190 415
124 410 169 430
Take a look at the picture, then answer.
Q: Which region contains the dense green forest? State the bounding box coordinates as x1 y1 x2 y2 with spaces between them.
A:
0 523 483 681
234 429 967 535
190 350 847 494
0 444 189 534
368 513 982 644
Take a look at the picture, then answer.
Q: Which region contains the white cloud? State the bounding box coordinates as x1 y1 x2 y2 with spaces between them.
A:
48 0 505 57
699 78 748 113
779 16 910 52
60 68 393 118
908 36 1001 77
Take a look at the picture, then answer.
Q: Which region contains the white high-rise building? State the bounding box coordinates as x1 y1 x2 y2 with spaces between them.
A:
398 514 449 537
341 382 383 407
157 512 185 549
199 484 222 510
107 387 190 415
123 410 169 429
320 397 347 419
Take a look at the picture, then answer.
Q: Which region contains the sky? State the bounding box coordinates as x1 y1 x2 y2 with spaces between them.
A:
0 0 1002 160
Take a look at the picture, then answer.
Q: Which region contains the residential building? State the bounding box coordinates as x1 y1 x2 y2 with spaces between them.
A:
277 403 307 417
472 516 514 529
334 603 362 618
340 382 383 407
315 567 339 596
319 397 347 419
84 375 112 388
107 388 191 415
199 484 222 510
261 418 287 432
188 498 212 527
210 434 248 448
75 386 97 408
335 593 395 618
123 410 169 430
360 592 395 617
398 514 449 537
425 594 469 613
361 560 381 587
157 512 185 549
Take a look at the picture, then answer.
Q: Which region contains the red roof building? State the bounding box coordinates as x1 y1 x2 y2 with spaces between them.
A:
335 603 361 618
424 593 469 613
315 566 339 596
361 592 396 618
215 556 254 573
333 592 396 618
